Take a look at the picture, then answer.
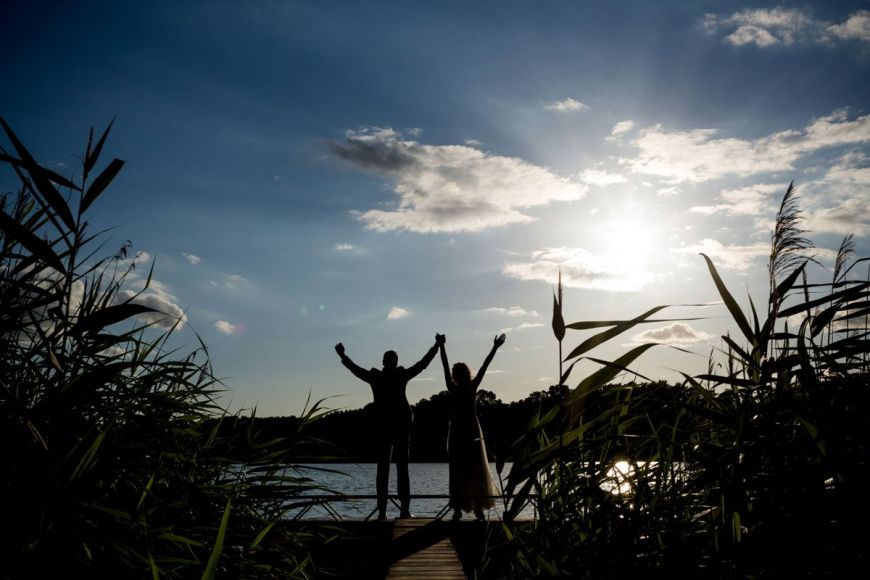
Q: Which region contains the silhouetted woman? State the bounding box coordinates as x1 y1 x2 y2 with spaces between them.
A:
439 333 505 520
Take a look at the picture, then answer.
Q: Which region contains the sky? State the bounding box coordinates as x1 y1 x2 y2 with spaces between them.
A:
2 0 869 415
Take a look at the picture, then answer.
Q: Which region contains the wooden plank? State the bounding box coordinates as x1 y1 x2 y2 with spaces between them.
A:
386 519 466 580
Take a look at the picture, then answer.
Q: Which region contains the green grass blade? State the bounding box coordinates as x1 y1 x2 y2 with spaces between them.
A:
202 498 232 580
564 306 670 361
82 158 124 212
0 209 66 274
700 253 755 345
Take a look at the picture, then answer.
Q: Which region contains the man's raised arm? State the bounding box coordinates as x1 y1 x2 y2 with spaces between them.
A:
405 334 445 379
335 343 372 383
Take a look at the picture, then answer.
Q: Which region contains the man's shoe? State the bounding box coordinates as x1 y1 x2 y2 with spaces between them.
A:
396 511 415 519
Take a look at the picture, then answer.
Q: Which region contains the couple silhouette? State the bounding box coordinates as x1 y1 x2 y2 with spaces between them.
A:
335 332 506 520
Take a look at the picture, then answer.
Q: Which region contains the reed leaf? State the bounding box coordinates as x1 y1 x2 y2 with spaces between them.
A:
201 498 232 580
82 158 125 213
700 253 755 346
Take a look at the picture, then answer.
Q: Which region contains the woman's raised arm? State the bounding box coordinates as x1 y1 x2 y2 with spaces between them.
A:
472 333 506 390
438 335 453 391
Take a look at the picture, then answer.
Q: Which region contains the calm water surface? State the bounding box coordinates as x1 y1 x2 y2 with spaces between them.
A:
293 463 534 520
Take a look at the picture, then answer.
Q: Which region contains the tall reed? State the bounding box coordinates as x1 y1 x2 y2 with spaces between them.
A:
0 119 330 578
486 184 869 578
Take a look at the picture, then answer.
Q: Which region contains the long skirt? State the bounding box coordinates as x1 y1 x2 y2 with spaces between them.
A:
448 420 498 512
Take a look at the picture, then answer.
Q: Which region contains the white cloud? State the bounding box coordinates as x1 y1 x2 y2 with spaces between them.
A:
827 11 870 43
181 252 201 265
504 247 654 292
545 98 589 112
807 198 870 236
483 306 539 317
622 110 870 184
630 322 712 345
499 322 545 334
334 243 365 254
116 251 151 269
674 238 769 271
387 306 409 320
465 138 482 147
111 252 186 329
805 150 870 235
579 168 627 187
608 120 636 140
119 279 187 329
704 9 870 48
786 305 869 334
331 127 587 232
221 274 249 289
690 183 784 216
656 186 681 198
214 320 238 335
822 150 870 187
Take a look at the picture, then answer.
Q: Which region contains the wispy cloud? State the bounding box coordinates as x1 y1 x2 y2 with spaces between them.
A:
703 8 870 48
545 97 589 112
483 306 539 317
213 274 250 290
334 243 365 254
504 247 654 292
214 320 239 335
579 168 627 187
703 8 814 47
499 321 545 334
674 239 769 271
622 110 870 184
629 322 712 345
607 120 636 141
806 150 870 235
387 306 409 320
690 183 784 216
330 127 586 232
807 199 870 236
181 252 201 265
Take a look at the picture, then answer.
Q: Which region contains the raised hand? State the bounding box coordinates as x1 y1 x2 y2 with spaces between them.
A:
436 333 446 346
334 342 345 356
493 333 506 348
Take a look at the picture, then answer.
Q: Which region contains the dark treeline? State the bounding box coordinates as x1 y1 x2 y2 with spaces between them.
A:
242 380 688 463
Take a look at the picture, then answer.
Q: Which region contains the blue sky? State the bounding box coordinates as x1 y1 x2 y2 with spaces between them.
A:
2 1 869 415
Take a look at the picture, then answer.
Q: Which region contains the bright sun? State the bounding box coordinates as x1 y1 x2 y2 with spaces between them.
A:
601 218 656 267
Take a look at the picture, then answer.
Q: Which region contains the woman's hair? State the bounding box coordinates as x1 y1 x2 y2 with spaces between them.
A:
451 362 472 385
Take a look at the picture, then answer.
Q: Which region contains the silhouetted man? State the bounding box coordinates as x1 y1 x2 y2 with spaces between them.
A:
335 334 444 519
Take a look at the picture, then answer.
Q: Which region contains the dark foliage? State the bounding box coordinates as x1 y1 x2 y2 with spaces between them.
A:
0 120 331 578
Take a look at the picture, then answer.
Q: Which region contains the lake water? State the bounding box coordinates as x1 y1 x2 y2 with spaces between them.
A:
293 463 535 520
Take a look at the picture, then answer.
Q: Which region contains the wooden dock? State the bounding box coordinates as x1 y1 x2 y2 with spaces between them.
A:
299 518 493 579
284 494 537 578
387 519 465 579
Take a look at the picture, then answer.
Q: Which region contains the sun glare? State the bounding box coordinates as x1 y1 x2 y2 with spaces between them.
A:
602 218 656 267
603 460 635 495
